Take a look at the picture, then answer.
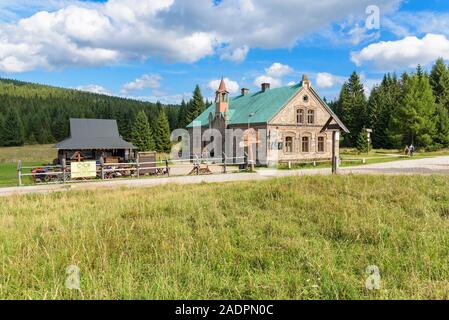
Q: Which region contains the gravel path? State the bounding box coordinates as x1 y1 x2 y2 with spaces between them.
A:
1 156 448 197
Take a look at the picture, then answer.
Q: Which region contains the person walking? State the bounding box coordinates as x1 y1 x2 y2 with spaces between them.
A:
404 145 410 156
409 144 415 157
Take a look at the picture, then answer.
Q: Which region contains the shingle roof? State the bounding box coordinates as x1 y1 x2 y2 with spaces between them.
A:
187 83 348 133
55 118 136 150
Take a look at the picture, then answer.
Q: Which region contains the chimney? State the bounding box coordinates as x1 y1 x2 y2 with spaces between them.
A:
241 88 250 96
302 74 310 89
261 83 270 92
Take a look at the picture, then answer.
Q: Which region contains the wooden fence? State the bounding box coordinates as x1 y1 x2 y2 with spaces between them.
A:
17 153 248 186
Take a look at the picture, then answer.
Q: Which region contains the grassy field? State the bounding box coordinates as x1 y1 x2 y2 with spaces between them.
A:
1 175 449 299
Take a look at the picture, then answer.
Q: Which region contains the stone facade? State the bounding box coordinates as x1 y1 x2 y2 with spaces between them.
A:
266 84 337 163
188 76 343 165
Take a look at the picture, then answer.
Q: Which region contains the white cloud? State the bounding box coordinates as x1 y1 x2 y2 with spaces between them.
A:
219 45 249 63
384 12 449 38
351 34 449 69
0 0 401 72
121 74 162 94
208 78 240 94
316 72 345 88
76 84 111 95
266 63 293 78
122 92 192 104
252 62 294 89
253 75 282 89
287 81 296 86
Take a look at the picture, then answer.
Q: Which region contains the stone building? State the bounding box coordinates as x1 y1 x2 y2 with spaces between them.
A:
187 75 348 165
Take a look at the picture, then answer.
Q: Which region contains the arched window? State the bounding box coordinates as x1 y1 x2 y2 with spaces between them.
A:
297 109 305 124
307 110 315 124
285 137 293 153
317 136 325 152
302 136 310 152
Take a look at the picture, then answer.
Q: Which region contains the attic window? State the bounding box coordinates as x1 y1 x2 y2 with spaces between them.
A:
303 95 309 103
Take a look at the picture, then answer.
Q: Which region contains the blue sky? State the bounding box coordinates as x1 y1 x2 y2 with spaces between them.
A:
1 0 449 103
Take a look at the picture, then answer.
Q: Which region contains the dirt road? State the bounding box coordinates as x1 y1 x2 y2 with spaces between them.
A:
1 156 448 197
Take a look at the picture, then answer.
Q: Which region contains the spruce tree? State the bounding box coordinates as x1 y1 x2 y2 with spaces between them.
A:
0 114 4 146
339 72 368 147
177 99 187 129
389 70 436 149
131 111 155 152
430 58 449 104
2 108 24 146
154 111 171 153
434 103 449 148
186 85 205 125
356 128 370 153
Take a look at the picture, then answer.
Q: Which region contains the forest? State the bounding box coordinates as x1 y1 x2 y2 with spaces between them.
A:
1 57 449 152
329 58 449 151
0 79 209 152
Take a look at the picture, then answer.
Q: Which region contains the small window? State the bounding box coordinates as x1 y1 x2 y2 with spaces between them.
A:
285 137 293 153
307 110 315 124
297 109 305 124
302 137 310 153
303 95 309 103
318 136 325 152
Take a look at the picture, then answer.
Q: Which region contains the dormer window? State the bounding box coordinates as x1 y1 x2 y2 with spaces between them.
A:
297 109 305 124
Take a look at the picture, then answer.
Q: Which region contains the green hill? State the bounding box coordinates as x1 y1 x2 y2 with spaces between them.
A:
0 78 180 146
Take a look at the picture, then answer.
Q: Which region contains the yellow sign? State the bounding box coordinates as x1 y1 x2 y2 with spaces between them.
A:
71 161 97 179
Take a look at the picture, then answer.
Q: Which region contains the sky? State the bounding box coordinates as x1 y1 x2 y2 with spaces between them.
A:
1 0 449 103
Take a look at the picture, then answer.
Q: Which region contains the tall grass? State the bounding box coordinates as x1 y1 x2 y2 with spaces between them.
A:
0 145 56 163
1 175 449 299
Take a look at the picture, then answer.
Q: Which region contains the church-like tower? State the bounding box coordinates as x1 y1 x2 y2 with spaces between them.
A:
215 78 229 117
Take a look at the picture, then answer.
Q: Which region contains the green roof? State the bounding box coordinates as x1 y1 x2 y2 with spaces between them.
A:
187 83 303 128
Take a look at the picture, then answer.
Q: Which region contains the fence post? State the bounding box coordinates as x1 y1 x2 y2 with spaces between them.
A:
244 152 249 171
17 160 22 186
222 152 227 174
165 159 170 177
99 157 105 180
136 157 140 179
62 158 67 183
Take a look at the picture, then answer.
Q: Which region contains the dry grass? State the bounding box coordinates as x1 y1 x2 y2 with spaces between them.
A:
1 175 449 299
0 144 56 163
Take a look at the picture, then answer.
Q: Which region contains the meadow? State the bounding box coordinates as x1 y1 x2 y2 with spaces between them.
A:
1 175 449 299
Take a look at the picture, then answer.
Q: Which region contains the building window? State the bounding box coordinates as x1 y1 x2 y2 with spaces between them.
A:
307 110 315 124
318 136 325 152
303 95 309 103
302 136 310 152
285 137 293 153
297 109 305 124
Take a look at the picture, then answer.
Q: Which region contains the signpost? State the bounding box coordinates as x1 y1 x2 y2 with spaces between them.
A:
71 161 97 179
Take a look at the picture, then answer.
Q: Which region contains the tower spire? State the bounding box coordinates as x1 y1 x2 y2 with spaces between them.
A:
215 77 229 116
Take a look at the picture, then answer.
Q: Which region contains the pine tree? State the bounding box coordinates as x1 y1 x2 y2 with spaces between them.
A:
389 70 436 149
2 108 25 146
0 114 5 146
368 74 402 149
177 99 187 129
356 128 370 153
154 111 171 153
131 111 155 151
434 103 449 148
186 85 205 125
430 58 449 104
339 72 368 147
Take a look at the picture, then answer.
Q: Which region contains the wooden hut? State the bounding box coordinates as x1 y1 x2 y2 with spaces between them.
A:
55 118 136 164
